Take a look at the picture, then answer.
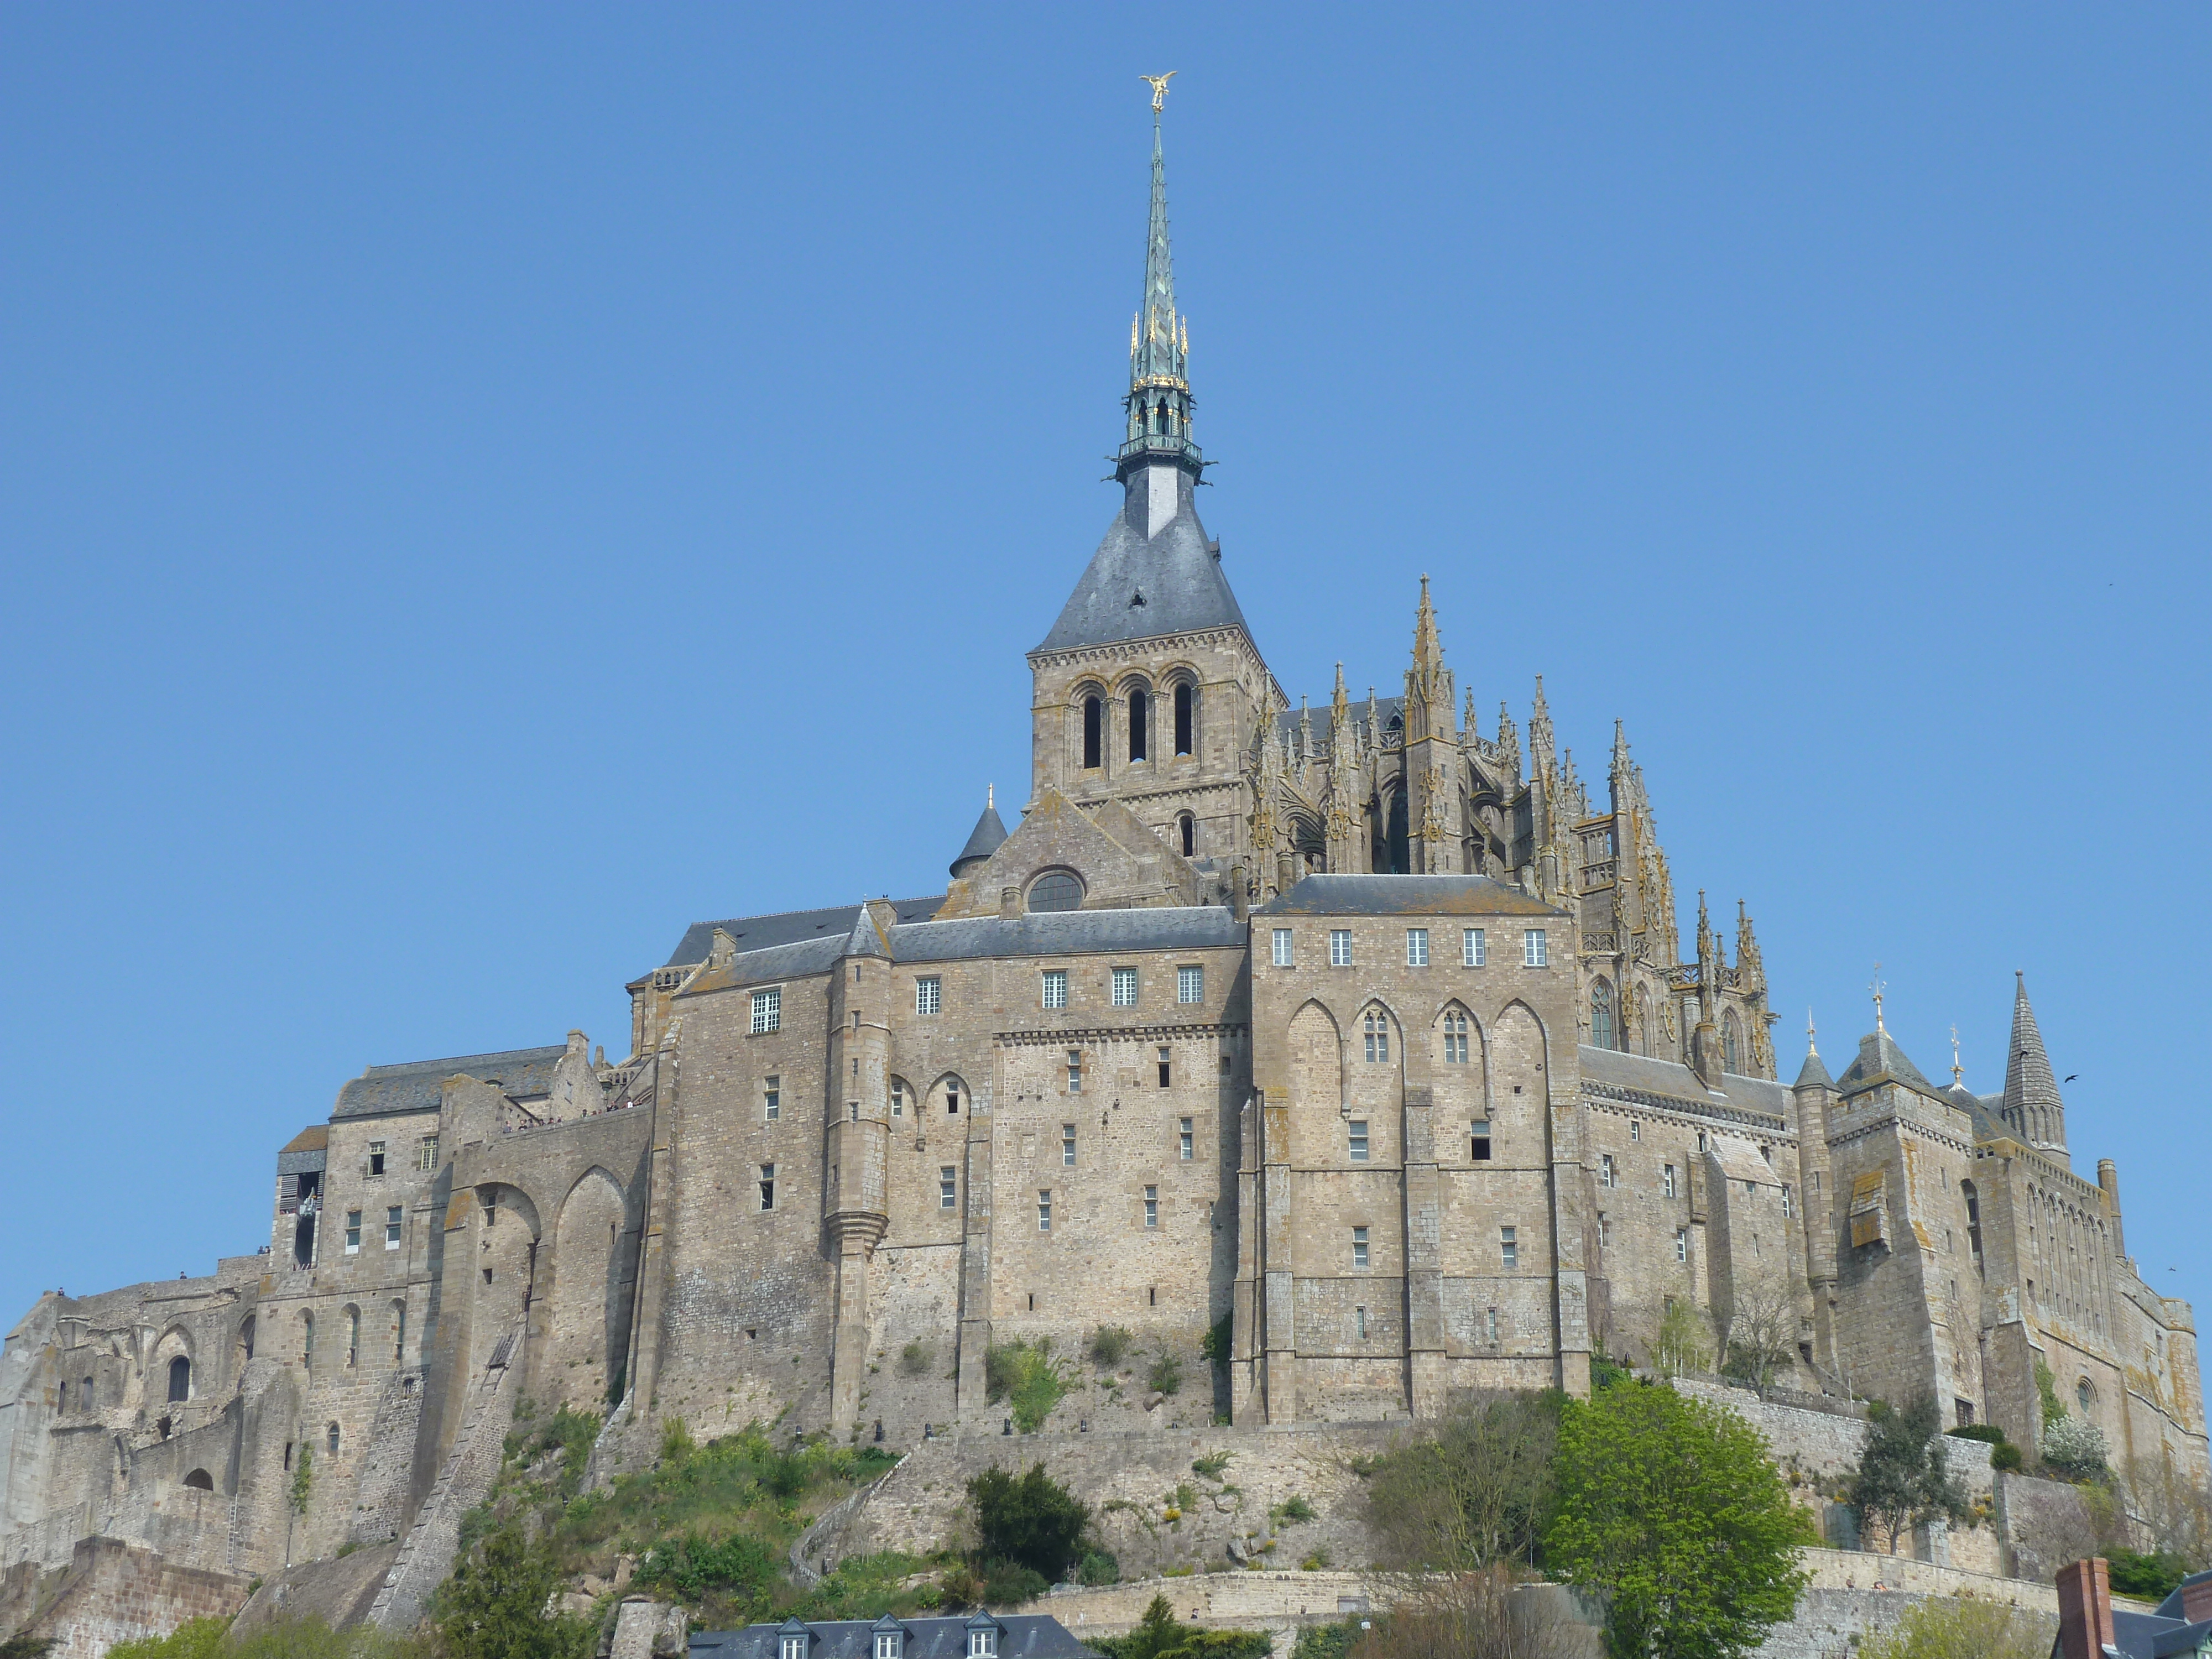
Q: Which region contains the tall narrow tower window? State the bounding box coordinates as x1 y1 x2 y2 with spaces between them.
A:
1082 696 1102 770
1128 690 1149 761
1178 813 1194 857
1174 684 1194 754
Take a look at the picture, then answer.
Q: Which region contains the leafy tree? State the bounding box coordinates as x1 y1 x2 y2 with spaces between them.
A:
1850 1396 1971 1554
1855 1595 2054 1659
2042 1413 2110 1481
968 1463 1091 1582
1363 1391 1561 1570
1651 1301 1712 1379
1092 1595 1271 1659
2107 1548 2190 1601
432 1520 596 1659
1544 1381 1811 1659
1 1639 61 1659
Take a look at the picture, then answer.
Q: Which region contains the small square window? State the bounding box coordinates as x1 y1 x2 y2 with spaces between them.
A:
1179 1117 1193 1161
1112 967 1139 1006
1144 1185 1159 1229
1522 929 1547 968
1038 1190 1052 1233
1177 966 1204 1004
1329 929 1353 967
367 1140 386 1177
1629 1120 1641 1142
344 1211 362 1254
1353 1225 1370 1270
1471 1119 1492 1161
759 1164 776 1210
765 1076 780 1120
1041 970 1067 1009
751 988 782 1034
1062 1124 1076 1166
1349 1120 1369 1163
1067 1050 1083 1094
940 1166 957 1209
1463 927 1486 967
1271 927 1294 968
1500 1225 1518 1269
916 977 942 1015
385 1206 403 1248
1406 928 1428 967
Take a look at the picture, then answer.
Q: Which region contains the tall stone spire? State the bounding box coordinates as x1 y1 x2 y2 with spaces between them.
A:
2002 972 2068 1161
1120 80 1198 481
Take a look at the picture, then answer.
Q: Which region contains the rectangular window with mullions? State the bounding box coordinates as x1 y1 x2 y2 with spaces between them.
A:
345 1211 362 1254
940 1166 957 1209
1062 1124 1076 1166
1522 928 1547 968
1272 927 1293 968
750 988 781 1034
1112 967 1139 1006
1329 929 1353 967
915 976 941 1015
1037 1190 1052 1233
1041 969 1067 1009
1349 1120 1369 1162
1406 928 1428 967
1177 966 1203 1004
1463 927 1486 967
385 1206 403 1248
1352 1225 1369 1270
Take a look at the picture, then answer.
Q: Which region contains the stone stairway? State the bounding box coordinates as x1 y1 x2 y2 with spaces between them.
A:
366 1324 523 1632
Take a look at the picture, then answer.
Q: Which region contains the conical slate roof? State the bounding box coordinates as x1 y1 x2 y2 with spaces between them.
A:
1792 1045 1834 1091
949 796 1009 877
1034 492 1249 653
1836 1027 1937 1095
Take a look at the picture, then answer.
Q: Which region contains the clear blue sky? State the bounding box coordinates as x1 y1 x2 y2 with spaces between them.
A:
4 7 2208 1338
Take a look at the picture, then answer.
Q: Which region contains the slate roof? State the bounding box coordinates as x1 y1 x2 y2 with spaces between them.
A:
333 1046 567 1121
2110 1604 2212 1657
891 907 1243 964
1256 874 1559 917
690 1615 1097 1659
952 802 1009 874
1709 1131 1783 1188
1033 494 1250 654
664 898 945 969
1793 1048 1834 1091
1577 1044 1793 1119
1835 1029 1938 1097
2003 972 2066 1135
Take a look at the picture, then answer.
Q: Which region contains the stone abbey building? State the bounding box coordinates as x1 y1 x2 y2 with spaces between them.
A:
2 98 2204 1612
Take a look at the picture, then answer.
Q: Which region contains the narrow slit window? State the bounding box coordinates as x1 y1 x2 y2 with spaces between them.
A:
1600 1154 1616 1188
1144 1186 1159 1229
1356 1306 1368 1340
1179 1117 1193 1161
1174 682 1194 755
759 1164 776 1211
1128 688 1148 760
1662 1163 1677 1198
1082 695 1102 769
940 1166 957 1209
1674 1228 1688 1263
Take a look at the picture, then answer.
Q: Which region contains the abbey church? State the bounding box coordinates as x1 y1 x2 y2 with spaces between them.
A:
2 96 2203 1623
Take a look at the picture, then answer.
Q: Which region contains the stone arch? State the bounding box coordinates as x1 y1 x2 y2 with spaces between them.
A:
150 1324 194 1401
546 1166 633 1411
1590 978 1616 1051
342 1304 361 1369
1286 999 1344 1167
166 1354 191 1404
1071 680 1107 773
889 1073 917 1120
182 1468 214 1491
928 1072 972 1117
1120 675 1154 763
1156 662 1201 758
474 1181 544 1241
234 1314 255 1375
1490 999 1551 1157
1356 999 1403 1070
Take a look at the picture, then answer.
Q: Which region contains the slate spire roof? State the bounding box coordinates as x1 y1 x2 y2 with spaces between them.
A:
1035 87 1254 658
2002 971 2068 1155
950 786 1009 877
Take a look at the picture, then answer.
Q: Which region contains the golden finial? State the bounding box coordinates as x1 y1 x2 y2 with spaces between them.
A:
1130 312 1139 356
1141 72 1177 113
1870 964 1886 1033
1806 1009 1817 1057
1950 1024 1963 1085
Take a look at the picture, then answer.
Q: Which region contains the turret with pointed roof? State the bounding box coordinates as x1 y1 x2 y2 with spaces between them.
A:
2002 972 2068 1162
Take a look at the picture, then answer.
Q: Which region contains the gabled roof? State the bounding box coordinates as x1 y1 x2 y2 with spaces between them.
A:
663 899 945 969
334 1046 567 1121
1256 873 1560 917
1032 495 1249 654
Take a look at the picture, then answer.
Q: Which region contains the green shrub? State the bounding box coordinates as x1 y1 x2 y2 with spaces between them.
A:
1192 1451 1233 1480
1589 1345 1634 1390
1201 1314 1233 1366
968 1463 1091 1580
659 1416 695 1465
1090 1326 1132 1368
634 1531 776 1617
1857 1595 2055 1659
1272 1493 1316 1525
985 1339 1068 1432
289 1443 313 1515
1148 1353 1183 1396
432 1521 597 1659
978 1558 1050 1604
1945 1423 2006 1444
1092 1594 1274 1659
1991 1441 2023 1472
1291 1621 1357 1659
900 1339 933 1377
1078 1550 1120 1586
2108 1548 2190 1601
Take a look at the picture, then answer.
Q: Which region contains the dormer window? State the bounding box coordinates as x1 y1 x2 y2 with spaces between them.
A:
875 1638 901 1659
782 1639 806 1659
969 1631 997 1658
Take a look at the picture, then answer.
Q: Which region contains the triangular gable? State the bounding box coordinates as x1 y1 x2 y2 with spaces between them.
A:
935 786 1198 918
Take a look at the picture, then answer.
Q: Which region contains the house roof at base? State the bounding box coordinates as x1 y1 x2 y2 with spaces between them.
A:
690 1614 1097 1659
2109 1605 2212 1656
334 1046 568 1120
1577 1043 1793 1120
663 898 946 968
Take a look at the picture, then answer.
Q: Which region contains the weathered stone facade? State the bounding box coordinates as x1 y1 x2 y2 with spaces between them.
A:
0 92 2203 1648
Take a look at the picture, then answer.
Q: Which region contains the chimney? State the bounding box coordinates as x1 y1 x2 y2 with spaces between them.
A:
999 885 1021 920
1229 862 1248 922
2056 1557 2115 1659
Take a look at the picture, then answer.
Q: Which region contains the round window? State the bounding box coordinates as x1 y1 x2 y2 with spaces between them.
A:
1027 872 1083 913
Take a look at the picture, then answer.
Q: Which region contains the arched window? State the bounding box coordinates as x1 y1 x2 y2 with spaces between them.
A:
1441 1009 1469 1065
345 1307 360 1369
327 1421 341 1455
1723 1010 1743 1074
1173 683 1194 755
1590 982 1615 1051
166 1355 190 1403
1364 1010 1391 1064
300 1312 314 1373
1081 695 1102 770
238 1316 255 1363
182 1468 214 1491
1128 688 1149 761
1027 870 1083 912
2077 1378 2094 1414
1177 813 1195 857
